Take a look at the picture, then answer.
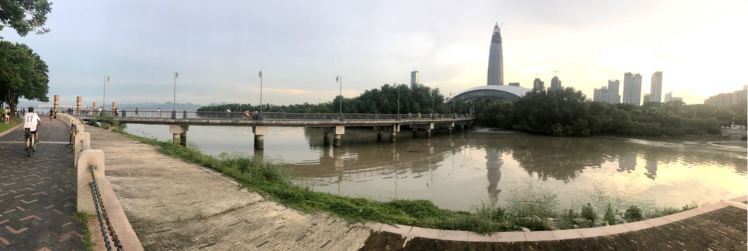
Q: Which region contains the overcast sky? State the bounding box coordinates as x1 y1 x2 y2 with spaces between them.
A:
3 0 747 106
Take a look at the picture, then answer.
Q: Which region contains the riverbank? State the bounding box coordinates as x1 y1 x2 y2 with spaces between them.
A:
84 123 747 250
108 123 712 233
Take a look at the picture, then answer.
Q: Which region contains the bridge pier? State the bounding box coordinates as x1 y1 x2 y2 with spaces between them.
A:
169 124 189 146
333 125 344 148
323 131 332 146
253 126 266 150
376 128 384 143
390 124 399 143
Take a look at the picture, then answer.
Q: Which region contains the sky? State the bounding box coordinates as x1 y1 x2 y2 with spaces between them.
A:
2 0 747 106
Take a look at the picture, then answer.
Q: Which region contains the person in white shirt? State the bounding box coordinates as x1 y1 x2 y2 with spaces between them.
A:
23 107 42 146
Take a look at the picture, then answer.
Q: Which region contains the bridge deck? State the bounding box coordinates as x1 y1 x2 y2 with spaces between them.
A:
74 112 474 127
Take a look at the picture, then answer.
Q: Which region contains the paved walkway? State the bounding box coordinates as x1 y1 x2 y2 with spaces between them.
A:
0 119 85 250
87 125 372 250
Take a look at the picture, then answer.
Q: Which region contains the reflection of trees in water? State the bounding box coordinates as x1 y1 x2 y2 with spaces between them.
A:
504 136 616 183
298 128 746 184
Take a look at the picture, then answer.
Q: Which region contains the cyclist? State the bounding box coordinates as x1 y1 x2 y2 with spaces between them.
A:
23 107 42 149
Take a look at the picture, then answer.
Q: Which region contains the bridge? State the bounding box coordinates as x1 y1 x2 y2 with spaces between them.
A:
72 111 474 150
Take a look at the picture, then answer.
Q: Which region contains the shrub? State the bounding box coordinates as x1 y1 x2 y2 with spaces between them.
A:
581 203 596 226
603 203 616 225
624 205 643 222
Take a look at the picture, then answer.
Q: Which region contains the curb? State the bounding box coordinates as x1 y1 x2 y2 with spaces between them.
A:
368 195 747 243
0 123 22 138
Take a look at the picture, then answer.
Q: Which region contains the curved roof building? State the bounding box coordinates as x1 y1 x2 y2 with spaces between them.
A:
450 85 530 102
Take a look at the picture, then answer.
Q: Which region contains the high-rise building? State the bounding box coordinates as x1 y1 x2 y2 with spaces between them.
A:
643 94 651 104
650 71 663 103
410 71 420 88
704 85 747 107
623 72 642 105
593 87 610 102
533 78 545 91
486 23 504 85
664 92 684 103
550 76 562 91
608 80 620 104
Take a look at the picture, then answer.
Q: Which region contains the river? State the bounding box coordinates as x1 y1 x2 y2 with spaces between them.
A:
125 124 747 211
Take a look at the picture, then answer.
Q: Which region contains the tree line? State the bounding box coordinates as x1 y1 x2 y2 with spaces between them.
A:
475 88 746 137
198 84 453 114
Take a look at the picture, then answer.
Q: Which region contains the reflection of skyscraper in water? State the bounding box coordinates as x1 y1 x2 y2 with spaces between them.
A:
486 147 503 206
618 153 637 172
645 158 657 180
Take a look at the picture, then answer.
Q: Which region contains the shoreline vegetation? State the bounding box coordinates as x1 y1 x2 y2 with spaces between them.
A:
0 117 21 134
198 84 746 138
92 119 702 234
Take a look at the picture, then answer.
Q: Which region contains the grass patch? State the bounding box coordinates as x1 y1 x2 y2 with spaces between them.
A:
74 212 94 251
115 130 704 233
0 117 21 134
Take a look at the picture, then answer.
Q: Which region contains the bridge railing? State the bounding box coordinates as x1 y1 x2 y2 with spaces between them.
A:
73 110 474 121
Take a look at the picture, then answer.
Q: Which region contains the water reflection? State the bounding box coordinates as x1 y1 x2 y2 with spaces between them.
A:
124 124 747 211
485 147 502 206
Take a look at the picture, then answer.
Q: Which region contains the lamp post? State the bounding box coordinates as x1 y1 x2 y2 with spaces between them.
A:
431 89 435 115
172 71 178 119
103 76 109 116
336 75 342 120
259 70 263 115
397 84 400 120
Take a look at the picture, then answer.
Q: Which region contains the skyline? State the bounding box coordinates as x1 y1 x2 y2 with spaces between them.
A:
1 0 747 106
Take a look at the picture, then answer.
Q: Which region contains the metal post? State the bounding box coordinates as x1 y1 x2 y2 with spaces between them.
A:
259 70 263 115
103 76 109 116
173 72 178 115
336 75 342 120
397 84 400 120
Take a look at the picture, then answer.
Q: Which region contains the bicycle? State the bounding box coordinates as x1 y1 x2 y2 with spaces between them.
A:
24 128 36 157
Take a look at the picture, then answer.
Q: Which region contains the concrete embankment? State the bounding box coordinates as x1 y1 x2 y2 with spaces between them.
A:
86 125 747 250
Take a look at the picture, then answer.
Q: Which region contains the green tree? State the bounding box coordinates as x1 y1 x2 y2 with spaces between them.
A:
0 41 49 114
0 0 52 36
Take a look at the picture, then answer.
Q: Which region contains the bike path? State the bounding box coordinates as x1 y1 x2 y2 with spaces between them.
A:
0 119 85 250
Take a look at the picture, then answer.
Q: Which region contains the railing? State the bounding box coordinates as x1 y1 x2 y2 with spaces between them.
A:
89 165 123 251
67 110 474 121
56 113 144 251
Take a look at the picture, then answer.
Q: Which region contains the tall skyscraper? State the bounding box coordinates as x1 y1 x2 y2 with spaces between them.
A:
650 71 663 103
608 80 620 104
410 71 420 88
533 78 545 91
486 23 504 85
550 76 562 91
623 72 642 105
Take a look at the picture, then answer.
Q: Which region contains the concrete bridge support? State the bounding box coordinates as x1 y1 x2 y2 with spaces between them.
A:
333 125 345 148
376 128 384 143
390 124 400 143
169 124 188 146
253 126 266 150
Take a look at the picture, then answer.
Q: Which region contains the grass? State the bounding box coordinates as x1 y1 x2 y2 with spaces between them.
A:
74 212 94 251
115 130 704 233
0 117 21 134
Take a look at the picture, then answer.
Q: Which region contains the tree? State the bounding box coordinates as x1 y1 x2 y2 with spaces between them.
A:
0 0 52 36
0 41 49 114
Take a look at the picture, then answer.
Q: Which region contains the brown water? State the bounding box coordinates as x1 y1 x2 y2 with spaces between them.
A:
126 124 747 211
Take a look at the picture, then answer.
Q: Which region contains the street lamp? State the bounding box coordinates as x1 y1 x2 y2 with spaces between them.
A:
103 76 109 116
336 75 342 119
259 70 263 115
431 89 435 115
397 84 400 120
172 71 178 119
